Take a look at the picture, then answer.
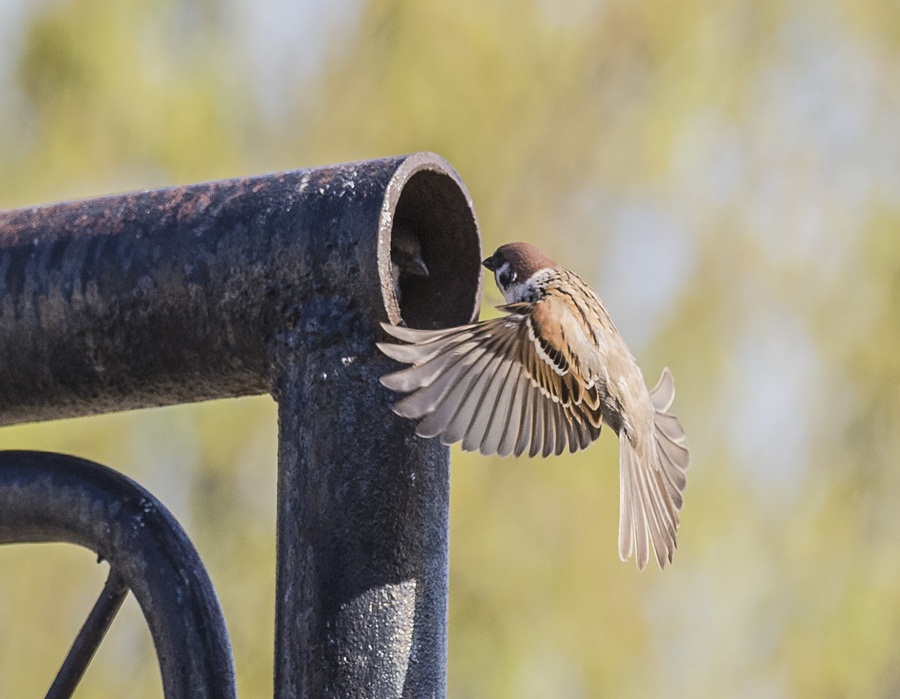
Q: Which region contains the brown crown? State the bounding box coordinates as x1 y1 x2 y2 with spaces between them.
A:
483 242 557 278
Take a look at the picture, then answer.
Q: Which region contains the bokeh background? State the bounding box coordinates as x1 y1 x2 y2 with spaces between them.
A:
2 0 900 696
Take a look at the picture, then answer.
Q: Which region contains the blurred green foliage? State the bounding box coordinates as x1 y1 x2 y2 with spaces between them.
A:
2 0 900 696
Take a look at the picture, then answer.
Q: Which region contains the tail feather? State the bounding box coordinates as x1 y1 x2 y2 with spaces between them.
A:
649 367 676 412
618 368 690 570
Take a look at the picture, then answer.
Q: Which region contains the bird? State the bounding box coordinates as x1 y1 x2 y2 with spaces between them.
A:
390 224 430 302
377 242 690 570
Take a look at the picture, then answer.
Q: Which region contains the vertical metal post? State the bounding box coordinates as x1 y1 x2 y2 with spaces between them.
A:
268 154 482 698
274 322 450 697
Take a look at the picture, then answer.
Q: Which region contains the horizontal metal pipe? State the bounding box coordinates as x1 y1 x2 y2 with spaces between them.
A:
0 152 482 426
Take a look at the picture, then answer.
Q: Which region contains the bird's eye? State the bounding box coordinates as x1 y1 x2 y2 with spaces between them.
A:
498 269 516 288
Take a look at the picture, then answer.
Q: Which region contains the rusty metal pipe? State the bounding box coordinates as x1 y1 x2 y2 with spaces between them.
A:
0 153 483 697
0 152 481 425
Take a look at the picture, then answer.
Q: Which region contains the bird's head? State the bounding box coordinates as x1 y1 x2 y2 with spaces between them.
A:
483 242 556 304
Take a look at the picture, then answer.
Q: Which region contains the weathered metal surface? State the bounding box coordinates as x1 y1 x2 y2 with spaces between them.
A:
0 152 483 697
273 312 451 697
0 451 236 698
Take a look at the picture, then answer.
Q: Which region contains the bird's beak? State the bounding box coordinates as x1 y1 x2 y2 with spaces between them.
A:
482 254 498 271
409 256 429 277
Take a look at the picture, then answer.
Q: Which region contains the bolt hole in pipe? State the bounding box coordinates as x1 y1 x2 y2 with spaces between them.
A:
378 155 482 329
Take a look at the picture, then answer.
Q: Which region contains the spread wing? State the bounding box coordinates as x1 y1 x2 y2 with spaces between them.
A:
377 299 604 457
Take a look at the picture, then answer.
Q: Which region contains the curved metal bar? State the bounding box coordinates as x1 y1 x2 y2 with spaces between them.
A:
0 450 236 699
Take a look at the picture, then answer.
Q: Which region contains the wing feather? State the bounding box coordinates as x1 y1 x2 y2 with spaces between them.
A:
380 322 469 344
529 385 545 458
481 359 520 455
391 342 491 420
496 370 527 457
516 377 537 457
541 394 556 457
462 335 518 452
381 338 482 395
421 348 499 442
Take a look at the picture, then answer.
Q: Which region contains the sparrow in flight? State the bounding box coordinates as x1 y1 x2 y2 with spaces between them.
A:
378 242 689 569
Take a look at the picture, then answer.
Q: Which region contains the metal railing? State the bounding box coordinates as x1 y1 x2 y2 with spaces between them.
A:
0 152 482 697
0 451 235 698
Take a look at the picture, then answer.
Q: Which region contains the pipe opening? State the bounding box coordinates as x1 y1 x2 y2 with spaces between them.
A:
379 155 482 330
